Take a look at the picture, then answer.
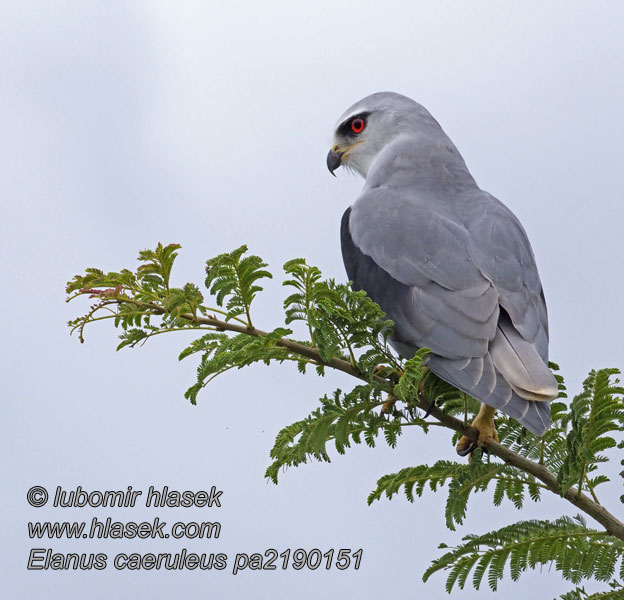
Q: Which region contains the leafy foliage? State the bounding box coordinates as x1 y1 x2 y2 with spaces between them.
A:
282 258 325 330
204 245 272 326
557 369 624 497
180 328 292 405
423 516 624 593
266 385 385 482
559 581 624 599
66 243 624 598
265 381 432 484
368 454 545 531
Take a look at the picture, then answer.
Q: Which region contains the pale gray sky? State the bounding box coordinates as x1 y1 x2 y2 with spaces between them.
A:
2 1 623 598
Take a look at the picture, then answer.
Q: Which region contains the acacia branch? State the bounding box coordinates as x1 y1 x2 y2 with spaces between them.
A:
91 295 624 543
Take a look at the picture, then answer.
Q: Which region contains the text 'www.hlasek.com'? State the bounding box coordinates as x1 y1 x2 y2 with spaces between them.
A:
25 485 363 573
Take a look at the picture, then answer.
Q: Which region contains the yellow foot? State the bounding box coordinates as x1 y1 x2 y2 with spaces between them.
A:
381 394 396 414
456 403 499 457
374 364 402 382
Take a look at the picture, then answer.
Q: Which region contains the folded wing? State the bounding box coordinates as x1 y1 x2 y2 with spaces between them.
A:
342 186 557 435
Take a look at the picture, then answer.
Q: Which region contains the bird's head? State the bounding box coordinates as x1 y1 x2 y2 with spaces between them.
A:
327 91 442 179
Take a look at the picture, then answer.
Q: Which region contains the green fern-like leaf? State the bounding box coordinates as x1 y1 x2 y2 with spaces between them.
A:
283 259 326 338
205 245 272 326
559 581 624 599
368 457 543 529
266 384 411 483
136 242 181 291
424 515 624 592
558 369 624 496
303 278 396 374
184 327 292 405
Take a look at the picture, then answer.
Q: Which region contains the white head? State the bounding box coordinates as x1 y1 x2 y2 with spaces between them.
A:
327 92 443 179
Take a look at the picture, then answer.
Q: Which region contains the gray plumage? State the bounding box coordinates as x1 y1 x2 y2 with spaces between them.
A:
329 92 557 436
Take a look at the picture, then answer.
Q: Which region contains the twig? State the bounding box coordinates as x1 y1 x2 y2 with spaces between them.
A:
85 295 624 543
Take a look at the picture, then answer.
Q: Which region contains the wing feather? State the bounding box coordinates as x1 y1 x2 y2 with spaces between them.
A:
341 181 556 436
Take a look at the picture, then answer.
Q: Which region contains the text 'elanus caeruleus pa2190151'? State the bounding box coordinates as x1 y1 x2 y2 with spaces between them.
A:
327 92 558 455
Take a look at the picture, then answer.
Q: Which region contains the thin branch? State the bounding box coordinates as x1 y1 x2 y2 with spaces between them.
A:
422 399 624 542
584 475 600 504
78 293 624 543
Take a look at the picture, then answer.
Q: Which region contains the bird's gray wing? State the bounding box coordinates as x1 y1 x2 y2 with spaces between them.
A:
457 189 549 360
347 188 500 360
343 187 554 435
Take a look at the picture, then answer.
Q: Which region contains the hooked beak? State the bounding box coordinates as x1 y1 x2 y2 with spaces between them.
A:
326 146 344 176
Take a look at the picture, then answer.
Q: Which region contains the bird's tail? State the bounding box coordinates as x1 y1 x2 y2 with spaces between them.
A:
425 318 557 436
489 316 558 403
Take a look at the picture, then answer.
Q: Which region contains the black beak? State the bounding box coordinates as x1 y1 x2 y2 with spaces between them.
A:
326 148 344 176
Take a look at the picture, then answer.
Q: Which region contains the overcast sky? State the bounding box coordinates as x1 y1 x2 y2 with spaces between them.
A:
2 1 623 598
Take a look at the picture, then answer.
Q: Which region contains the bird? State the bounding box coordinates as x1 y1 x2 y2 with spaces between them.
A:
326 92 558 454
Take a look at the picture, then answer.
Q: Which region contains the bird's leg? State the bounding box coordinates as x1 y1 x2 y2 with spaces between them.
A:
375 364 402 414
456 403 499 457
380 394 396 414
374 364 402 382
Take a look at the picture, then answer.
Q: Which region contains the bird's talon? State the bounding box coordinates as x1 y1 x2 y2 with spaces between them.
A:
381 395 396 414
455 403 498 458
455 440 474 457
423 399 436 419
374 364 402 382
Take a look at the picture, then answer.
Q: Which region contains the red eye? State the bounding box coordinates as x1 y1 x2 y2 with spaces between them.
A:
351 118 365 134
